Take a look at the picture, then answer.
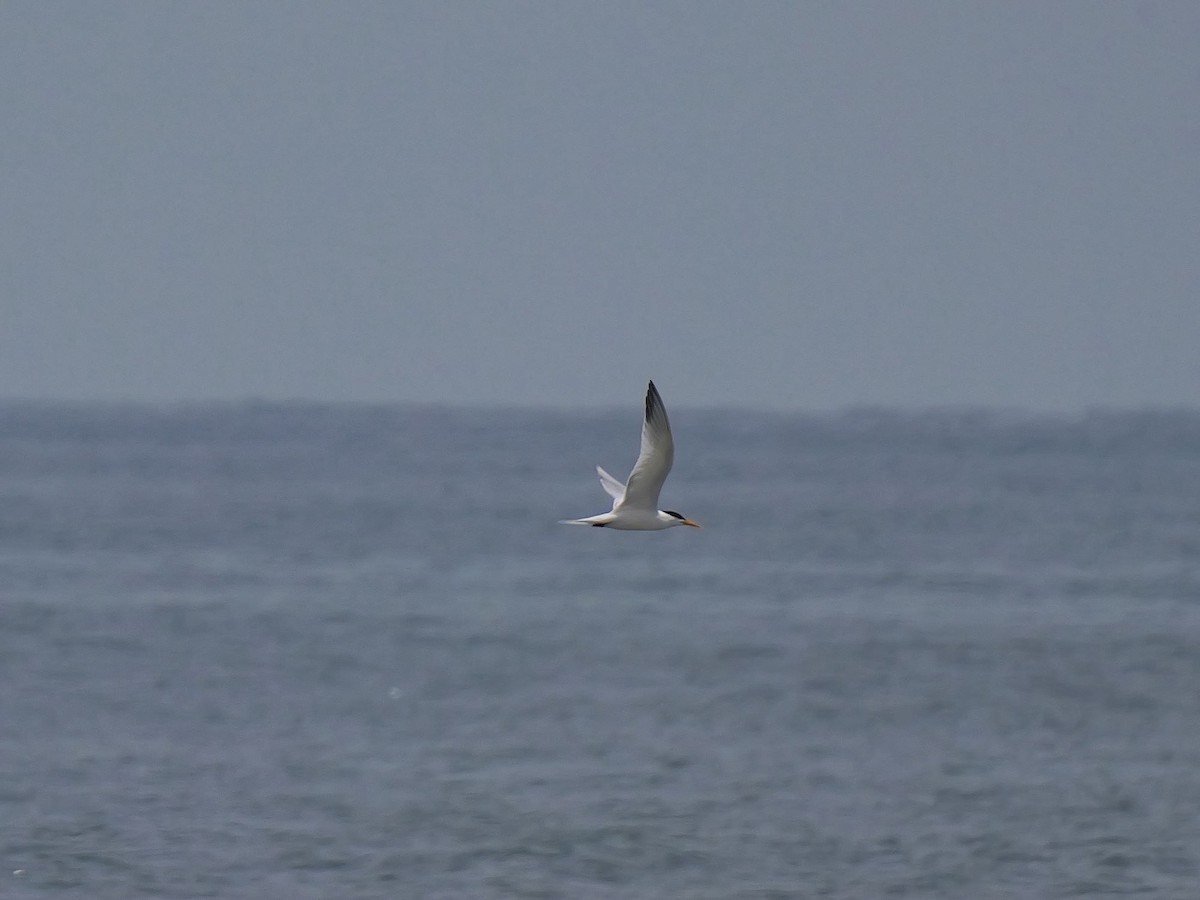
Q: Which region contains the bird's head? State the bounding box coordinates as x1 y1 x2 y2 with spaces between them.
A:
662 510 702 528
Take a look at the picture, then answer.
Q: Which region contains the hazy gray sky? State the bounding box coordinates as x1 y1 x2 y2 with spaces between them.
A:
3 2 1197 409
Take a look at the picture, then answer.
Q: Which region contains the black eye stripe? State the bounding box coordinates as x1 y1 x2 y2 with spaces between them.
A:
663 510 685 520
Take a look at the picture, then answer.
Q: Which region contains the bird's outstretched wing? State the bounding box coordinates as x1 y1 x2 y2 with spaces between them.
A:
596 466 625 503
616 381 674 512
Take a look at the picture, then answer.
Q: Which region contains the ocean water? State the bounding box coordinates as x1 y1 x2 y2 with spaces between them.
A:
2 402 1199 899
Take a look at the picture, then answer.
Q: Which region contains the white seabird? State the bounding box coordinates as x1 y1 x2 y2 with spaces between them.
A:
559 381 701 530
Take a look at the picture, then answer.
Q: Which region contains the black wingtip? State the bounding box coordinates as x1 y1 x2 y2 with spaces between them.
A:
645 380 660 420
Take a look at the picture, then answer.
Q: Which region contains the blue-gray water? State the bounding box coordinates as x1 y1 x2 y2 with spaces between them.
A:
2 403 1199 899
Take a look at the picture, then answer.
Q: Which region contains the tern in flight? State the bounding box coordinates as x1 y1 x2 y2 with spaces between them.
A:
559 381 701 530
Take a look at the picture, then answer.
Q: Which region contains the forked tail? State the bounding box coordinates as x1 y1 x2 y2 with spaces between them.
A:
558 514 613 526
